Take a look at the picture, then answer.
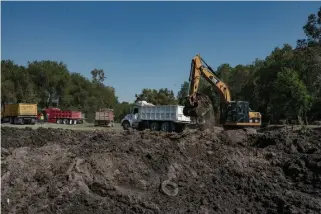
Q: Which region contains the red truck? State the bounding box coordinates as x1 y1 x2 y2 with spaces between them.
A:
41 108 83 124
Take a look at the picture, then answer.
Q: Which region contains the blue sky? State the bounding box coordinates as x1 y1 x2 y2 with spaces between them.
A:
2 1 320 103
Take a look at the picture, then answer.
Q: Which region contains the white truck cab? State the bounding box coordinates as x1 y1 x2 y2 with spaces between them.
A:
121 101 191 133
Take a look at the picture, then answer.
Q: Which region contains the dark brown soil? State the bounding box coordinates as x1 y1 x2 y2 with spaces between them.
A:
1 126 321 214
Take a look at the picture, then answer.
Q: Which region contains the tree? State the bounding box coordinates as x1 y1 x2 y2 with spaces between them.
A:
27 60 71 108
91 69 106 84
114 102 134 122
271 68 312 122
177 81 189 105
135 88 177 105
1 60 37 106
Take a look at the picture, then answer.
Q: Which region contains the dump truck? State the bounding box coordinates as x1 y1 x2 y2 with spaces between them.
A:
1 103 38 125
42 108 83 124
121 101 191 133
95 108 114 127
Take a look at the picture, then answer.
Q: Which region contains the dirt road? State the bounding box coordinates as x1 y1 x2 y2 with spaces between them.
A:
1 126 321 213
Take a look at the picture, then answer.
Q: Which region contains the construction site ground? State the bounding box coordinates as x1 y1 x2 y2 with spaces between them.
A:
1 125 321 214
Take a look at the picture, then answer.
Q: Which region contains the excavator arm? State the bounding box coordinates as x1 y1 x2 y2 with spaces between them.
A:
188 54 231 103
183 54 231 121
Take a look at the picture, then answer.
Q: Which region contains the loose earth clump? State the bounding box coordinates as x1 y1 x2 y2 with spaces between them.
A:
1 126 321 214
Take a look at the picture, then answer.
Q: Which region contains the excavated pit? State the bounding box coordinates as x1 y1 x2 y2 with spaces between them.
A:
1 126 321 214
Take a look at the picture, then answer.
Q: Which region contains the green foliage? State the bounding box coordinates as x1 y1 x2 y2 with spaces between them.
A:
135 88 178 105
177 81 189 105
271 68 312 119
114 102 134 122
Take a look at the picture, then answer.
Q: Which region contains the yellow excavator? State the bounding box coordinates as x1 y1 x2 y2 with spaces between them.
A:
183 54 262 130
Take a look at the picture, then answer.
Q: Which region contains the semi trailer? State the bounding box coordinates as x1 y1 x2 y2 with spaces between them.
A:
121 101 191 133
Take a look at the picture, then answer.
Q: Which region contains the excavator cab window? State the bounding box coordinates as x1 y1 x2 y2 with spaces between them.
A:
236 101 249 123
225 101 250 123
225 102 236 123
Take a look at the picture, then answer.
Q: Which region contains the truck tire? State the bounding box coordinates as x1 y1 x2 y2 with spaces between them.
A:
63 119 69 124
161 180 179 196
31 118 36 125
122 121 130 130
57 119 62 124
150 122 160 131
161 122 171 132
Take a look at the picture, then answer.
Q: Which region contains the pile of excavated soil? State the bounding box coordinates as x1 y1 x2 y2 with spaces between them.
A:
1 126 321 214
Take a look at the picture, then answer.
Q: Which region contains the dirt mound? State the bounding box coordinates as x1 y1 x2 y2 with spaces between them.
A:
1 126 321 214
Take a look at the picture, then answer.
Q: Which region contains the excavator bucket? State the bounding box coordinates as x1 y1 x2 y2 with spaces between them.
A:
183 93 215 130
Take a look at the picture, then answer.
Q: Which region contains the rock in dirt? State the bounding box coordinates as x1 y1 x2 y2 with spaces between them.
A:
1 126 321 214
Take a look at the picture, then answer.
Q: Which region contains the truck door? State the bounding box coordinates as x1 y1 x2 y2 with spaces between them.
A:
133 107 139 120
130 107 140 128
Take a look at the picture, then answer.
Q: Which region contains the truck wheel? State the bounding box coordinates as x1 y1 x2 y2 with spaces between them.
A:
14 117 22 125
63 119 68 124
161 180 179 196
57 119 62 124
31 118 36 125
122 121 130 130
161 122 171 132
74 120 77 125
150 122 160 131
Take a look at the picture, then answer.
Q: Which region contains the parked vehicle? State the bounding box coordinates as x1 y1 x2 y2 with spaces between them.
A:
121 101 191 133
1 103 37 125
95 108 114 127
42 108 83 124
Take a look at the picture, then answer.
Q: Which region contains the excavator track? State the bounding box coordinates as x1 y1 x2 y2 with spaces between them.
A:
183 93 215 130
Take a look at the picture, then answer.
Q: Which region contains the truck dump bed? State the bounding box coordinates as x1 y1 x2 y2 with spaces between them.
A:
139 105 190 123
95 108 114 127
3 103 37 117
95 108 114 121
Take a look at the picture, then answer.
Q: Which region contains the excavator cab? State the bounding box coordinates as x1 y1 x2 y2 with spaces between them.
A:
224 101 261 127
224 101 250 123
